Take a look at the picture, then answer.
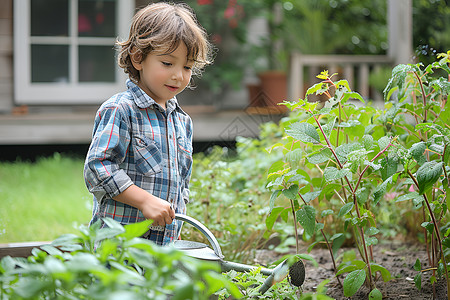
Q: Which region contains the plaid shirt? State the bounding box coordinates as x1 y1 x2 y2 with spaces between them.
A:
84 80 193 245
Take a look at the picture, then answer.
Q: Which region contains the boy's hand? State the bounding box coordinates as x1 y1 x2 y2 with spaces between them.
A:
113 184 175 226
140 195 175 226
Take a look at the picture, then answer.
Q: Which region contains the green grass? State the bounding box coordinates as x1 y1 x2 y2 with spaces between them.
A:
0 153 92 243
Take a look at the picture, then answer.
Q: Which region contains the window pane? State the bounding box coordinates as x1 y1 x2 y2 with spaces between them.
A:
31 0 69 36
79 46 115 82
31 45 69 83
78 0 116 37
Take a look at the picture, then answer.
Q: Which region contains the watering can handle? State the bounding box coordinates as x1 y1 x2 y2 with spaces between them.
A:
175 213 224 259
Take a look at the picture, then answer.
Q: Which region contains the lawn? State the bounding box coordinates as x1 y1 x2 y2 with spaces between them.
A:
0 153 92 243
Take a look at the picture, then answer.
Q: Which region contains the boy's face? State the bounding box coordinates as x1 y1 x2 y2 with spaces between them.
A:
132 42 193 106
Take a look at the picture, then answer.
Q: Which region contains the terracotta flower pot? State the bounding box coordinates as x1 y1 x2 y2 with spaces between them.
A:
257 71 287 107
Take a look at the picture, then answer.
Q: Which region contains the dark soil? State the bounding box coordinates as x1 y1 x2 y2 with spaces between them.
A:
254 241 448 299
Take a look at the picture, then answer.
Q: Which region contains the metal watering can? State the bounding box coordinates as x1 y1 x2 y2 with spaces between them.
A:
173 214 305 294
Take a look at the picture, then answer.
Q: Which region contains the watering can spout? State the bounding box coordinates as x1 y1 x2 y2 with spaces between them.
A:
174 213 305 294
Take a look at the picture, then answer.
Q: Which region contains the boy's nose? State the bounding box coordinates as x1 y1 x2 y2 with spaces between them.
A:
172 68 184 81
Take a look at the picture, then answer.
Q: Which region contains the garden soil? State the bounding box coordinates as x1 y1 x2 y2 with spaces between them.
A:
254 240 448 299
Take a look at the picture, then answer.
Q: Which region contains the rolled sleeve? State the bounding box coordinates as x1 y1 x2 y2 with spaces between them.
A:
84 103 133 203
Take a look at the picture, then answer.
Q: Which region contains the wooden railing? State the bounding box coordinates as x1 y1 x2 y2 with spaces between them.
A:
289 53 393 102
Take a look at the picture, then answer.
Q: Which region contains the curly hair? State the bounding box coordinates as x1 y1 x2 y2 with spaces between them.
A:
117 2 213 83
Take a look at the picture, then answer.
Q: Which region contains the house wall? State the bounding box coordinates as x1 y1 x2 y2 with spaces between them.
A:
0 0 13 112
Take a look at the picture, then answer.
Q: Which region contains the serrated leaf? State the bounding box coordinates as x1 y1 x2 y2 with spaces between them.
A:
286 122 321 144
321 209 333 217
335 143 363 163
362 135 374 150
373 175 393 205
269 190 281 213
383 64 415 99
380 156 399 181
409 142 427 165
322 117 337 139
296 206 316 236
307 148 332 164
282 184 299 200
266 207 284 231
395 192 422 203
324 167 350 182
416 161 443 194
285 148 303 163
306 82 327 96
343 269 366 297
338 202 354 218
301 190 322 203
378 136 391 151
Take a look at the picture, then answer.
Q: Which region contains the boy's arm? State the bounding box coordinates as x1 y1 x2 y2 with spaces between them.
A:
113 184 175 226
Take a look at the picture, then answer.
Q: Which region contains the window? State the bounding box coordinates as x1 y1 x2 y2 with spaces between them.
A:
14 0 134 104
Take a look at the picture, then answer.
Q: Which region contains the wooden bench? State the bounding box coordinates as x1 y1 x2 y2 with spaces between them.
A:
0 242 50 258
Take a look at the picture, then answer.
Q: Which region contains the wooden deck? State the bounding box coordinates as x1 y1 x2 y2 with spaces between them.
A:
0 105 286 145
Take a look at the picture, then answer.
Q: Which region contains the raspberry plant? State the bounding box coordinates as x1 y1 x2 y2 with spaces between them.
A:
266 51 450 298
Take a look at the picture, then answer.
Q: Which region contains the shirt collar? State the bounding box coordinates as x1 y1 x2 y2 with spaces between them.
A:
126 79 185 115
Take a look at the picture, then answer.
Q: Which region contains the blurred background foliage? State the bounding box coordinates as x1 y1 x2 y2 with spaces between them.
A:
179 0 449 93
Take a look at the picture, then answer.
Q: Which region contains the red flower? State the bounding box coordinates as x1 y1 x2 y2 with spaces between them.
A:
197 0 213 5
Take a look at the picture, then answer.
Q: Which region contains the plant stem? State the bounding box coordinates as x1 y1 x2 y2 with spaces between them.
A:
311 110 374 289
298 193 343 288
289 198 300 255
407 169 450 300
413 71 428 123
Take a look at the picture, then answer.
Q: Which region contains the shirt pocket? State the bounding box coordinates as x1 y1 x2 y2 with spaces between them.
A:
177 136 193 179
133 136 162 176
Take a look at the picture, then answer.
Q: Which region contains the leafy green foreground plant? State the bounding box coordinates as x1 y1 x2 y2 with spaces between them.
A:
0 218 241 299
265 51 450 299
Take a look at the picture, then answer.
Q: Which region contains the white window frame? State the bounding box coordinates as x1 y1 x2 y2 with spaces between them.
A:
13 0 135 105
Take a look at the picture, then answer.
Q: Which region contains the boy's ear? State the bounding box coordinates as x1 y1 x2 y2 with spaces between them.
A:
130 47 143 71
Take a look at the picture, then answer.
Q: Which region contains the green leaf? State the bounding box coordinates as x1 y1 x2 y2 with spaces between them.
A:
341 91 365 104
362 135 374 150
395 192 422 203
369 288 383 300
443 145 450 165
414 273 422 290
296 206 316 236
266 207 284 231
335 142 363 163
383 64 415 99
442 237 450 248
373 176 393 205
408 142 427 165
338 202 354 218
306 82 327 96
285 148 303 163
322 117 337 139
119 219 152 240
307 148 333 164
282 184 299 200
413 259 422 272
286 122 321 144
370 263 391 282
343 269 366 297
269 190 281 213
416 161 444 195
301 190 322 203
324 167 350 182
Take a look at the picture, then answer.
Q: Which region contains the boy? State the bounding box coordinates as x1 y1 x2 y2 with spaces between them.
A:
84 2 212 245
